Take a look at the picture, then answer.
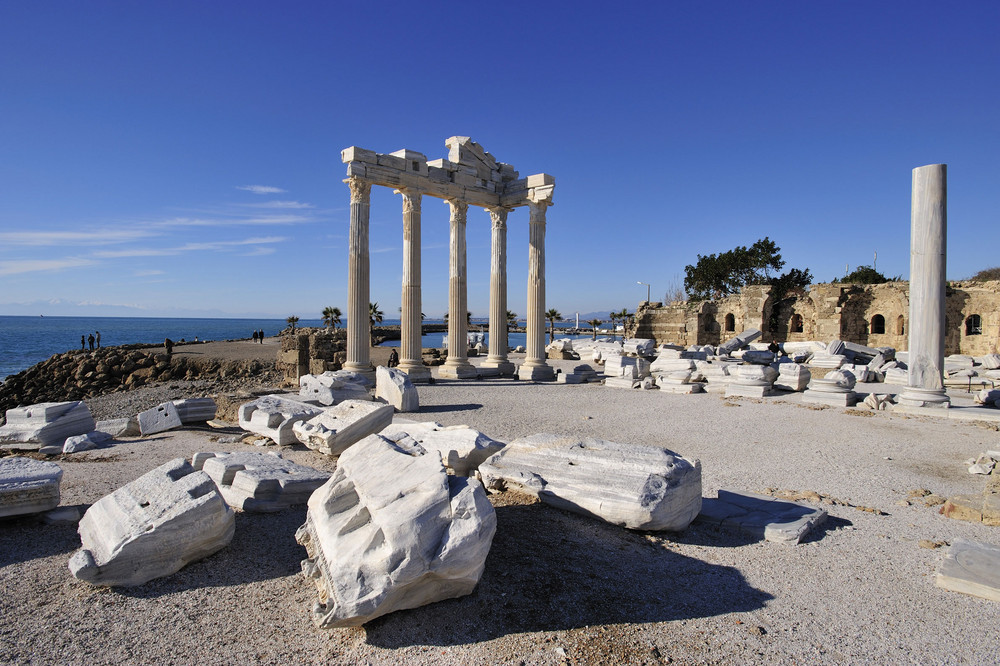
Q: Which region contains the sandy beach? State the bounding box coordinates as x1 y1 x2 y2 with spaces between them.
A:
2 342 1000 664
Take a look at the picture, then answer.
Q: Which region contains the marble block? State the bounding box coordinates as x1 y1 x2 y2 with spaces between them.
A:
741 350 776 365
171 398 217 424
773 363 811 392
650 357 696 375
137 402 183 436
977 354 1000 370
803 370 858 407
295 433 496 628
293 400 394 456
380 420 505 477
935 538 1000 601
718 328 761 356
68 458 234 586
478 433 702 532
192 451 330 512
62 430 113 454
374 366 419 412
883 367 909 384
0 457 63 518
622 338 656 356
238 394 324 446
604 376 640 389
697 489 827 544
658 382 705 394
555 372 582 384
300 372 372 406
809 353 847 369
0 401 95 447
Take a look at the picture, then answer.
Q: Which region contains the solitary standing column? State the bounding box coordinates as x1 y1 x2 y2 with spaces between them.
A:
481 207 514 376
899 164 950 408
343 176 373 378
396 188 431 382
518 201 555 381
439 200 477 379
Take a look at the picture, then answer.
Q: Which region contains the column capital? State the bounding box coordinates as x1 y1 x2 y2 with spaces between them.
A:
447 199 469 223
487 206 511 229
395 188 422 213
345 176 372 204
528 200 548 225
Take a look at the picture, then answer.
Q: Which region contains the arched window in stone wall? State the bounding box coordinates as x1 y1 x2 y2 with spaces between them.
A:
966 314 982 335
896 315 905 335
790 313 803 333
724 313 735 332
871 314 886 335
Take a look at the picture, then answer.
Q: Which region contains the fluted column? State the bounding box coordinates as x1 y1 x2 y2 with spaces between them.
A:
481 207 515 375
439 199 477 379
343 176 373 377
518 201 555 381
395 188 431 382
899 164 950 408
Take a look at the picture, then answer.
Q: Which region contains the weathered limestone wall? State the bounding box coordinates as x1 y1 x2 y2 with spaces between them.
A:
632 280 1000 355
278 329 346 386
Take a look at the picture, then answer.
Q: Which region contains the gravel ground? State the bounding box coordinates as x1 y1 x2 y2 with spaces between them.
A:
2 352 1000 665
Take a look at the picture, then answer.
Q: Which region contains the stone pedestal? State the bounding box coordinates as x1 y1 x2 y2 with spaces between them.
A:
343 177 373 378
899 164 950 408
440 200 477 380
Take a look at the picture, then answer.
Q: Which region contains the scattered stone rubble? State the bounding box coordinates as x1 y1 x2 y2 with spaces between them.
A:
380 420 504 477
299 371 371 406
941 452 1000 526
292 400 394 456
0 457 63 518
69 458 235 587
192 451 330 512
0 401 95 449
295 433 497 628
478 433 702 531
238 394 325 446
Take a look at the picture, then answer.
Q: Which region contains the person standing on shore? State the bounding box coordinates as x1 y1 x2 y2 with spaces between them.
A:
81 335 85 350
259 330 265 344
165 338 174 356
252 330 258 343
96 331 101 349
88 333 95 351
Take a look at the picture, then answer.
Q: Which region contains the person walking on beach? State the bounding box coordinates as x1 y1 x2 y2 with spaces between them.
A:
252 330 258 343
88 333 95 351
96 331 101 349
259 329 265 344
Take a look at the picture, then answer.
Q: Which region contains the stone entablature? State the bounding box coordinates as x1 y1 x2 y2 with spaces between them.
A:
632 280 1000 356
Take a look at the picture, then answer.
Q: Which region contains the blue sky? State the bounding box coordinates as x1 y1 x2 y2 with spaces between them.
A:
1 1 997 319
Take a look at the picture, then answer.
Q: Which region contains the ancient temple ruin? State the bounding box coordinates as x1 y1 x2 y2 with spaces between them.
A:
340 137 556 381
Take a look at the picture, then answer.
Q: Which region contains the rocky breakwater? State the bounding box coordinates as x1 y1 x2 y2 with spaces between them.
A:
0 346 277 418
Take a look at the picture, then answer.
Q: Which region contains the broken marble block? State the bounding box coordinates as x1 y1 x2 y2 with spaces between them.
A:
622 338 656 356
977 354 1000 370
935 538 1000 602
718 328 762 356
725 364 778 398
478 434 702 531
374 366 419 412
192 451 330 512
974 388 1000 408
883 366 909 385
0 457 63 518
238 394 325 446
68 458 235 586
136 402 183 436
697 489 827 544
0 401 95 448
803 369 858 407
292 400 394 456
295 433 497 628
300 371 372 406
773 363 811 392
557 364 599 384
62 430 113 454
741 350 777 365
650 357 696 375
171 397 217 424
380 421 505 477
603 354 650 378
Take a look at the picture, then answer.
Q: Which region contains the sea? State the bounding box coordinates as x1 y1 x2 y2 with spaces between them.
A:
0 315 597 381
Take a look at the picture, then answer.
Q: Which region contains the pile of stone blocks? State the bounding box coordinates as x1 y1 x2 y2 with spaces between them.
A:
940 457 1000 526
295 432 497 628
0 457 63 518
69 458 235 587
726 364 777 398
478 433 702 531
192 451 330 512
0 401 95 450
718 328 761 356
238 394 325 446
556 364 599 384
292 400 394 456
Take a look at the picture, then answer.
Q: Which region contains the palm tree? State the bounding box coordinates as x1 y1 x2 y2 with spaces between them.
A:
616 308 632 339
286 315 300 333
369 302 384 346
607 311 618 340
587 318 603 340
322 306 341 330
545 308 562 344
443 311 472 324
506 310 518 332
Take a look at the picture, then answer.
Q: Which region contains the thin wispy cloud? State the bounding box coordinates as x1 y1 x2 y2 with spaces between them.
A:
242 200 315 209
236 185 286 194
92 236 288 258
242 247 276 257
0 229 157 247
155 214 314 227
373 246 398 254
134 269 165 276
0 258 96 276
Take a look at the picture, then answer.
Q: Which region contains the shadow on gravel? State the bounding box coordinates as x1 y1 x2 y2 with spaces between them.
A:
420 403 484 414
363 501 774 648
114 509 307 599
0 517 80 567
800 514 853 544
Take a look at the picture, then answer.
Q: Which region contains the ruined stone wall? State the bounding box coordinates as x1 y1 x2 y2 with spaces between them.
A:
632 280 1000 355
278 328 346 386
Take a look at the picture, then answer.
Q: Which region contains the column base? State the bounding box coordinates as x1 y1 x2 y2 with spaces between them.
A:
438 360 478 380
480 358 516 376
898 386 951 408
518 363 555 382
342 362 374 381
397 363 432 383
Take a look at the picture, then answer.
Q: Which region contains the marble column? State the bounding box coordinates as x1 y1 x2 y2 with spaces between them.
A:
439 200 477 379
481 207 515 376
395 188 431 382
518 201 555 381
343 176 373 377
899 164 950 408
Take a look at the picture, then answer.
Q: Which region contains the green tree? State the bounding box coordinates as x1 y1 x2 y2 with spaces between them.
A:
587 318 603 340
506 310 518 332
684 237 785 300
368 302 384 346
616 308 632 339
833 265 890 284
970 267 1000 282
286 315 299 332
321 306 342 329
545 308 562 344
